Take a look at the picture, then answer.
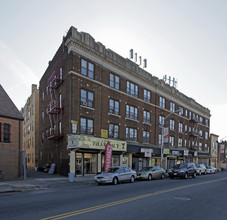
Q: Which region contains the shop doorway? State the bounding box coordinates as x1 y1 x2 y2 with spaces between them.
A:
75 153 98 175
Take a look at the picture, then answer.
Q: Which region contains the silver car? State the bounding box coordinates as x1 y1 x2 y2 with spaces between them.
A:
94 166 136 185
206 166 217 174
137 166 166 180
196 164 207 175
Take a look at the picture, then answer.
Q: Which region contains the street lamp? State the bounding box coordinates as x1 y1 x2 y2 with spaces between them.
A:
161 109 182 169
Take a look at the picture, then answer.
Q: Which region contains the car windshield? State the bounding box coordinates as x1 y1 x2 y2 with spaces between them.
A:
104 168 119 173
207 166 211 169
196 165 200 168
140 167 152 171
173 164 187 169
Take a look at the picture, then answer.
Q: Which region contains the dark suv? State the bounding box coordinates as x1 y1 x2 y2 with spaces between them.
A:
168 163 197 179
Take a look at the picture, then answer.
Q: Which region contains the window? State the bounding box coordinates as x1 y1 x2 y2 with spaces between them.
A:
59 121 62 135
170 136 174 147
179 107 183 116
126 105 138 120
205 144 208 151
189 111 192 120
159 116 164 126
178 123 183 133
81 59 94 79
127 81 138 97
199 130 203 137
109 124 119 139
178 138 183 148
143 111 150 124
126 127 137 142
205 131 208 139
110 73 119 90
144 89 151 103
28 124 31 134
185 139 187 148
200 117 203 124
158 134 162 145
42 91 44 102
80 118 93 134
72 123 77 133
185 109 188 117
4 124 10 143
42 111 44 123
160 97 165 109
143 131 150 143
81 89 94 108
170 119 175 130
28 111 30 120
59 93 62 108
185 124 188 133
205 119 209 127
170 102 175 112
109 99 119 115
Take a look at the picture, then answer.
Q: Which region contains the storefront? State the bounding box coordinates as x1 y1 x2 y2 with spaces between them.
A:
68 135 127 175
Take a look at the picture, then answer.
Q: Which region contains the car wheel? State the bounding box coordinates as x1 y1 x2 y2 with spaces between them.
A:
193 172 196 178
161 173 165 179
130 176 135 183
148 174 152 181
184 173 188 179
113 177 118 185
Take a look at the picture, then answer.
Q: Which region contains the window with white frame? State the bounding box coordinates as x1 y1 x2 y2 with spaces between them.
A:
143 111 151 124
178 138 183 147
178 123 183 133
126 105 138 120
110 73 120 90
143 131 150 143
170 119 175 130
170 102 175 112
127 81 138 97
144 89 151 103
160 97 165 109
169 136 174 147
126 127 137 142
109 99 119 115
109 124 119 139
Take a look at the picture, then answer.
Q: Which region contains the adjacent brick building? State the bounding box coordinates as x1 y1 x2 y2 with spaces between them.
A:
39 26 211 175
0 84 24 180
21 84 39 170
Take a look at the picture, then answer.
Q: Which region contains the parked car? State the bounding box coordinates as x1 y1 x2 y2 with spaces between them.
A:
196 164 207 175
94 166 136 185
168 163 197 179
206 166 217 174
137 166 166 180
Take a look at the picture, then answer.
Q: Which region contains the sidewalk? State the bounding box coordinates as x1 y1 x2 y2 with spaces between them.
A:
0 170 96 193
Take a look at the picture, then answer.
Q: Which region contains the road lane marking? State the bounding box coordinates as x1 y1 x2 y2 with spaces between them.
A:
41 177 227 220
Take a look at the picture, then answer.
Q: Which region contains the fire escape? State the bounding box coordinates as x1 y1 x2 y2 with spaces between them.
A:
189 114 199 150
47 42 64 139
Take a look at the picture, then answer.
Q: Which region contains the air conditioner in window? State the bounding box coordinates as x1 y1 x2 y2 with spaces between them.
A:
81 101 87 106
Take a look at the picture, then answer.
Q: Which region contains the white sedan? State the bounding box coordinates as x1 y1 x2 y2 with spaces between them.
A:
206 166 217 174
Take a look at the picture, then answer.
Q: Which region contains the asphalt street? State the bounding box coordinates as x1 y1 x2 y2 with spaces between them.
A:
0 172 226 220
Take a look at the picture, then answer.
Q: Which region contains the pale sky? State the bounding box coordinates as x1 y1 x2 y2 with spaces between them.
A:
0 0 226 141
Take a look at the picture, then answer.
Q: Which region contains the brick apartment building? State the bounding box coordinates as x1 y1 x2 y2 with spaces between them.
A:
39 26 211 175
0 84 24 180
21 84 39 170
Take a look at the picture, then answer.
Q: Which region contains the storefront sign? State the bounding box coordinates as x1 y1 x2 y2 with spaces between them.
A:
67 134 79 149
141 148 153 158
69 135 127 151
172 150 181 156
104 142 112 171
184 150 189 156
163 148 170 155
101 129 108 139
